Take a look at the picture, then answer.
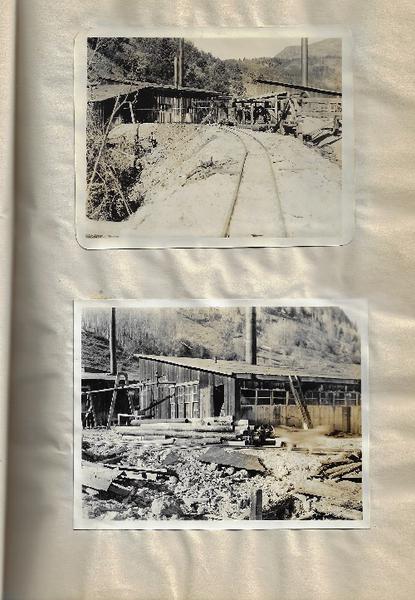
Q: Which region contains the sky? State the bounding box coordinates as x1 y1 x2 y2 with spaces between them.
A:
187 37 323 60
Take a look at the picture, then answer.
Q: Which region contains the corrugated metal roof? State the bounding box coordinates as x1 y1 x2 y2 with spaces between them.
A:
88 81 222 102
134 354 360 382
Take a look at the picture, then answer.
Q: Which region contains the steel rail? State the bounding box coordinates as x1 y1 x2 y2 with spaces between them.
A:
222 127 248 237
222 126 287 238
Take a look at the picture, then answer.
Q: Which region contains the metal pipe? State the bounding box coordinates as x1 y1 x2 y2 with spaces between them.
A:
109 307 117 375
301 38 309 87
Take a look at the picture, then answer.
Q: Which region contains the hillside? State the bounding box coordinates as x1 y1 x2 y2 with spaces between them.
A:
81 307 360 376
238 38 341 95
87 37 341 97
277 38 341 60
88 37 245 95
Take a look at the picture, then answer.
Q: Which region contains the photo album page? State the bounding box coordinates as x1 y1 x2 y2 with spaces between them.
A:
1 2 414 600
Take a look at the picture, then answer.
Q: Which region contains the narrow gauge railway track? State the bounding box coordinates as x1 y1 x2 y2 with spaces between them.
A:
222 127 287 238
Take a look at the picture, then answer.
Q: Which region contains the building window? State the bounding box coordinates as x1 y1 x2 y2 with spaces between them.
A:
191 383 200 418
241 388 289 406
175 382 199 418
256 390 271 405
169 386 177 419
271 390 287 405
184 385 192 418
177 386 185 418
240 389 256 406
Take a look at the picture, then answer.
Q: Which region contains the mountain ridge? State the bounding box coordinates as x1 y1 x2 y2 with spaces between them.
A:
81 307 360 376
88 37 342 96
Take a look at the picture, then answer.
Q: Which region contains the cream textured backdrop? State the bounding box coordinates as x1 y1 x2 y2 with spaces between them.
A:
4 1 415 599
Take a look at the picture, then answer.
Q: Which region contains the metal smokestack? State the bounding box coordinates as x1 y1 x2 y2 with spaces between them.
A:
178 38 184 87
301 37 309 86
245 306 257 365
177 38 185 123
109 307 117 375
173 56 178 88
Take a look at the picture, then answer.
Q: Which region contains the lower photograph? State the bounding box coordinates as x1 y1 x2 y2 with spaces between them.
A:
74 299 369 529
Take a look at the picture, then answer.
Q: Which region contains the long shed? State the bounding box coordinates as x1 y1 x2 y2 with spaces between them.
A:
88 79 223 126
134 354 362 433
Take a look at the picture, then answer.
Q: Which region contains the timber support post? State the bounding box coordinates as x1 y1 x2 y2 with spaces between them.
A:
250 489 263 520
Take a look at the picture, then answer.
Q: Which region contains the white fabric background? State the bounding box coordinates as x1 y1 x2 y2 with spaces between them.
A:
3 1 415 598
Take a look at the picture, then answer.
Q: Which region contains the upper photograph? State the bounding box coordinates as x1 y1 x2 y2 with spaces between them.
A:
74 29 353 248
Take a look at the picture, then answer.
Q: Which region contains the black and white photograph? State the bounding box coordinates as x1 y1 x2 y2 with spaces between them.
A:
75 29 352 247
74 300 368 529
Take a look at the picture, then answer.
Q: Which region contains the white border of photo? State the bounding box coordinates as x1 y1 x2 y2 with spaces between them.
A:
73 298 369 530
74 27 354 248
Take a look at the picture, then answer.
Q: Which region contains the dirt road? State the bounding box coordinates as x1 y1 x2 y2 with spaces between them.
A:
87 124 342 241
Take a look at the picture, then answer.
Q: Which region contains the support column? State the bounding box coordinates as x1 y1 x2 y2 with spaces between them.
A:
245 306 257 365
301 38 309 87
109 307 117 375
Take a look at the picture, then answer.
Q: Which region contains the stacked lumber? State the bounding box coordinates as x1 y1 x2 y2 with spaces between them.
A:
314 450 362 482
294 449 363 520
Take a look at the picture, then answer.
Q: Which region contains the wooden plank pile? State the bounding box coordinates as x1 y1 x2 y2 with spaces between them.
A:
293 449 363 520
313 450 362 483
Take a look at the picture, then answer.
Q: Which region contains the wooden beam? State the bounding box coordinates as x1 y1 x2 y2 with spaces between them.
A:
250 489 263 520
128 101 135 124
82 380 176 396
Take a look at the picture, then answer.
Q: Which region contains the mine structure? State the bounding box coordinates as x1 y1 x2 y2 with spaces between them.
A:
87 36 342 145
81 306 363 522
81 307 361 436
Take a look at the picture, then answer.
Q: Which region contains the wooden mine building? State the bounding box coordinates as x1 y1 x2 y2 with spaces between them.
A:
88 79 223 127
81 356 361 434
134 355 361 433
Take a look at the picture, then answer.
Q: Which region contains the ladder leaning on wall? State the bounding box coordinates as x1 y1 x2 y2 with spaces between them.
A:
288 375 313 430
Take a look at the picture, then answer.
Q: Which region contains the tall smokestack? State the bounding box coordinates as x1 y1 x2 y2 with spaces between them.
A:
109 307 117 375
178 38 184 87
245 306 257 365
301 38 309 86
173 56 178 88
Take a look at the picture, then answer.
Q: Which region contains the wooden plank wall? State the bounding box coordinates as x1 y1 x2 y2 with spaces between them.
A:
137 358 236 418
278 405 361 434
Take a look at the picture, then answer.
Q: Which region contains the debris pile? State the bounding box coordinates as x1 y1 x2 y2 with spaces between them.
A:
82 430 362 522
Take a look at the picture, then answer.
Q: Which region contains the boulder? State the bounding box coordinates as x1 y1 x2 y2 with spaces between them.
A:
151 496 183 518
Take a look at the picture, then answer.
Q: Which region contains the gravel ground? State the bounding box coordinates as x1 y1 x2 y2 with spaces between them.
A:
82 429 362 522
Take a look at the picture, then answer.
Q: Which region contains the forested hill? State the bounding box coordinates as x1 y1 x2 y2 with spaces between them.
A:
81 307 360 375
87 37 341 96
